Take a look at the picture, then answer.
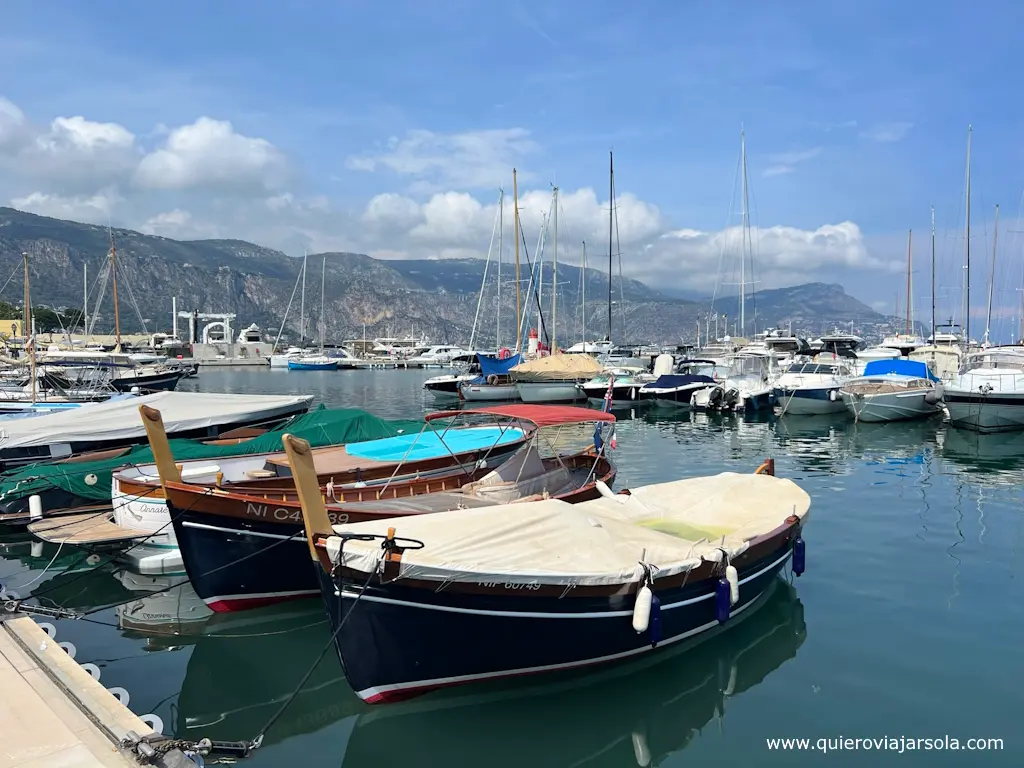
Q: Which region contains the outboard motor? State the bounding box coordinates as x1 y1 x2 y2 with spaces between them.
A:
722 387 741 411
708 386 724 409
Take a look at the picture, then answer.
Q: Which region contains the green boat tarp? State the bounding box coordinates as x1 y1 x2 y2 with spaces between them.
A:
0 405 424 505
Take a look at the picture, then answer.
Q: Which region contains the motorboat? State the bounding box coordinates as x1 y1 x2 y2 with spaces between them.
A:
287 441 810 704
287 355 338 371
161 405 617 611
578 367 656 406
423 357 483 400
511 353 603 403
563 340 614 355
839 359 943 422
773 360 853 416
943 347 1024 433
909 346 963 383
269 347 307 368
406 345 471 367
637 357 721 407
692 351 779 413
457 353 523 402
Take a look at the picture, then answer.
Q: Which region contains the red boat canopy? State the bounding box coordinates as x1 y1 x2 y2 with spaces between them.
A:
426 404 616 428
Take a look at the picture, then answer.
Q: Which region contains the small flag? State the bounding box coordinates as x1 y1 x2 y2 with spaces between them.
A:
603 373 615 413
609 426 617 450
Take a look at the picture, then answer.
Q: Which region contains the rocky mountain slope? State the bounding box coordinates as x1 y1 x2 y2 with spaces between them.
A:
0 207 897 346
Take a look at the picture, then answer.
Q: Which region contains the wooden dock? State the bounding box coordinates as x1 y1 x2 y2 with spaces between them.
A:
0 614 193 767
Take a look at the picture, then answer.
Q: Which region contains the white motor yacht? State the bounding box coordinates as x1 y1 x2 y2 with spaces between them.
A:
943 347 1024 433
773 359 853 416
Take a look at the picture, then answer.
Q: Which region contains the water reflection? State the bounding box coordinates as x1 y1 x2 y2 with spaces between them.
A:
337 581 805 768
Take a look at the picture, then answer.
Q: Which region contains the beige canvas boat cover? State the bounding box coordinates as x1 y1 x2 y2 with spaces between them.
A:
325 472 810 586
509 352 603 381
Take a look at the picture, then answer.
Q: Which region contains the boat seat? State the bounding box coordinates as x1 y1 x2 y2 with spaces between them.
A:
245 469 277 479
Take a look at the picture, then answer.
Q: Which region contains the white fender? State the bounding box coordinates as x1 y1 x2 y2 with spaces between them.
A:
632 584 653 633
29 495 43 521
725 565 739 605
632 731 652 767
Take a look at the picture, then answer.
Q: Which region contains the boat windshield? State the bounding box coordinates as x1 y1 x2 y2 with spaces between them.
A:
730 356 768 376
784 363 840 375
960 351 1024 374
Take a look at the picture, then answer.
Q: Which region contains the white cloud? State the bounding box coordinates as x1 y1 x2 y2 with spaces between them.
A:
861 122 913 143
11 190 122 223
636 220 896 294
762 147 821 177
134 117 288 192
346 128 538 189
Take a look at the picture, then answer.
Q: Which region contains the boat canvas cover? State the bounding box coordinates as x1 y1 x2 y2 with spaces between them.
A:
326 473 810 586
509 353 603 381
0 392 313 451
0 404 424 504
862 359 939 381
477 353 522 378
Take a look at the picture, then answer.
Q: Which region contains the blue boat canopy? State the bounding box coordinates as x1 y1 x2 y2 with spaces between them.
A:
477 353 521 377
862 358 939 382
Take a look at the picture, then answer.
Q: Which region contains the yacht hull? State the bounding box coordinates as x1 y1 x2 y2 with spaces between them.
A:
774 387 846 416
514 382 584 403
840 389 940 423
460 383 520 401
944 392 1024 433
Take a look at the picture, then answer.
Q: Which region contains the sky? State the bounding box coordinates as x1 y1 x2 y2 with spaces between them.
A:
3 1 1024 335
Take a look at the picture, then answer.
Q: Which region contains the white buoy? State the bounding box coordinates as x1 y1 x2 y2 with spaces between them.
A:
725 565 739 605
29 495 43 521
632 584 653 633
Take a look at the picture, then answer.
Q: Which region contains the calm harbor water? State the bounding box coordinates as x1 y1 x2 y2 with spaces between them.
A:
1 367 1022 766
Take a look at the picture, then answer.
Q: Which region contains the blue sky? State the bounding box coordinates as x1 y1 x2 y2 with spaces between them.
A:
3 1 1024 334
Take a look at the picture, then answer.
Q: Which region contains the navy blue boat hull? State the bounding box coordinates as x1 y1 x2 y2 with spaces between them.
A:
171 506 321 611
320 537 797 703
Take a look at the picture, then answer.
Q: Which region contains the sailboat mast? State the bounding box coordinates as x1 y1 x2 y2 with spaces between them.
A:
607 151 613 341
23 252 35 403
930 206 936 345
299 250 307 345
513 169 521 353
109 233 121 348
964 125 972 348
319 256 326 354
905 229 912 335
82 263 88 336
552 186 558 352
581 241 587 345
740 130 749 337
984 203 999 345
497 189 503 349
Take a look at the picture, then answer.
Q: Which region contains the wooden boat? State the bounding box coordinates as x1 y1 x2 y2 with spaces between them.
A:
287 436 810 704
331 581 805 766
27 405 530 574
161 404 616 611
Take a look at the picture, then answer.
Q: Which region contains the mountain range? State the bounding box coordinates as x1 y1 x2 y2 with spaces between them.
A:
0 206 903 346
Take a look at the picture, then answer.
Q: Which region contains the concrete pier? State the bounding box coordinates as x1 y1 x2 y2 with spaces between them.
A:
0 615 192 768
